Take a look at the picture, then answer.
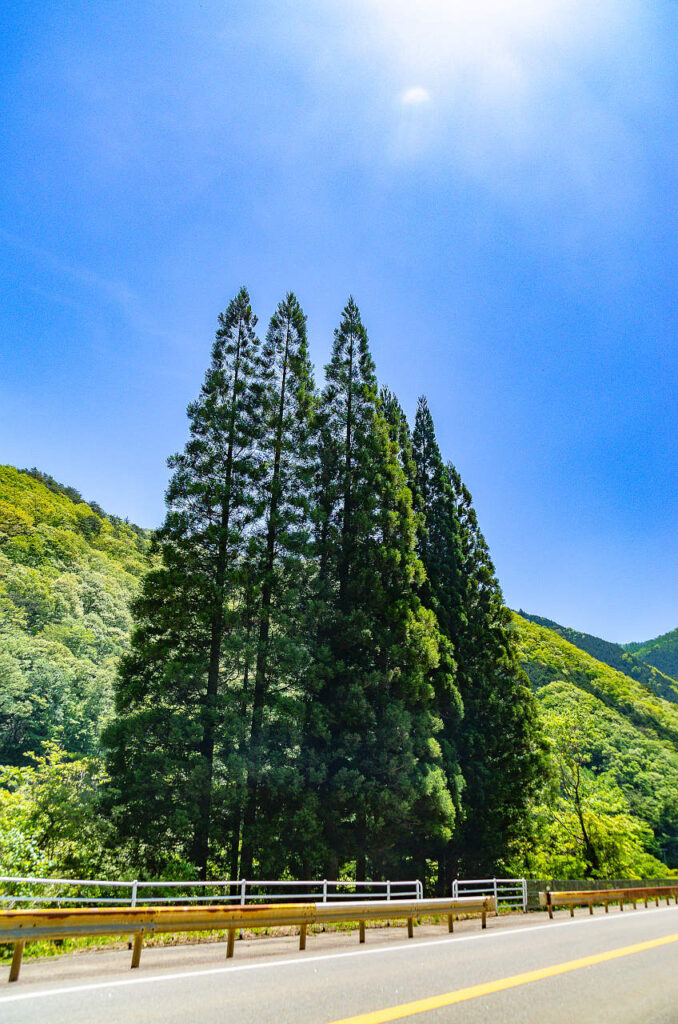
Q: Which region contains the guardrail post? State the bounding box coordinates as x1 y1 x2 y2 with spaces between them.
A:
239 880 247 940
227 927 236 958
386 880 391 902
493 878 498 916
359 921 366 944
322 879 327 904
407 916 414 938
299 923 307 951
131 931 144 969
9 941 24 983
522 878 527 914
128 880 139 949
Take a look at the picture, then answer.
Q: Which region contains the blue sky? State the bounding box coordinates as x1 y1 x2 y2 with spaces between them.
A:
1 0 676 643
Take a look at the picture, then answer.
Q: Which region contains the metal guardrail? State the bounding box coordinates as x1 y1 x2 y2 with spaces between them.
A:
0 876 423 908
525 877 678 911
540 885 678 919
0 895 495 982
452 878 527 914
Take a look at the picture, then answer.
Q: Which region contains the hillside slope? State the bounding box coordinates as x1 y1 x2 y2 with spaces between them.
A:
0 466 151 764
518 611 678 705
513 613 678 869
626 628 678 681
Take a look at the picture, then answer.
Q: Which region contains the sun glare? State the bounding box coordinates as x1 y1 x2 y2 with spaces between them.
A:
364 0 624 79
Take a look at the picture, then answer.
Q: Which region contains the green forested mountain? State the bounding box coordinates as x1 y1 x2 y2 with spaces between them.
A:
513 614 678 873
519 612 678 705
0 465 151 764
626 629 678 682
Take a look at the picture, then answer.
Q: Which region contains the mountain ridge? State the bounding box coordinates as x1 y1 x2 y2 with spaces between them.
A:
625 628 678 681
518 611 678 705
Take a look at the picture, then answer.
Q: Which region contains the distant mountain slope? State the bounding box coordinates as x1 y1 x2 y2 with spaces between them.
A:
519 611 678 705
626 628 678 682
0 465 151 764
513 613 678 868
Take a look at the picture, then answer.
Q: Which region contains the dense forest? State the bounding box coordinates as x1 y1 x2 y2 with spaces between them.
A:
1 290 677 888
0 465 150 764
519 612 678 705
626 628 678 682
513 616 678 873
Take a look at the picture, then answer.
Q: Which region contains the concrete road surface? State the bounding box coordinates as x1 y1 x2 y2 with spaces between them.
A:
1 904 677 1023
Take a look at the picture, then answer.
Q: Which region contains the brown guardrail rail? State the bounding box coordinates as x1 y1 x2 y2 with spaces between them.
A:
539 885 678 919
0 895 494 982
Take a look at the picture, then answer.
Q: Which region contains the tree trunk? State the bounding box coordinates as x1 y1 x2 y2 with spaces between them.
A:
229 573 257 882
338 332 354 610
229 817 241 883
572 768 601 877
190 519 228 878
240 323 291 878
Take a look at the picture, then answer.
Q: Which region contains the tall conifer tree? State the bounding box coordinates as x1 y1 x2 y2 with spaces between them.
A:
104 288 262 877
411 397 545 883
238 293 316 877
382 391 464 877
301 302 456 880
445 462 546 875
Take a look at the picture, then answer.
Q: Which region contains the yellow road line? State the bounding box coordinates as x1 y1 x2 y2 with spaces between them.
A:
328 932 678 1024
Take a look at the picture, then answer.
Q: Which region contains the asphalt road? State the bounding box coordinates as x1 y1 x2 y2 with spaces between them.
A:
2 905 677 1024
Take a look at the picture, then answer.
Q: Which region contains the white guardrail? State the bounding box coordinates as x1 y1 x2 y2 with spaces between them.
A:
452 877 527 913
0 876 423 908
